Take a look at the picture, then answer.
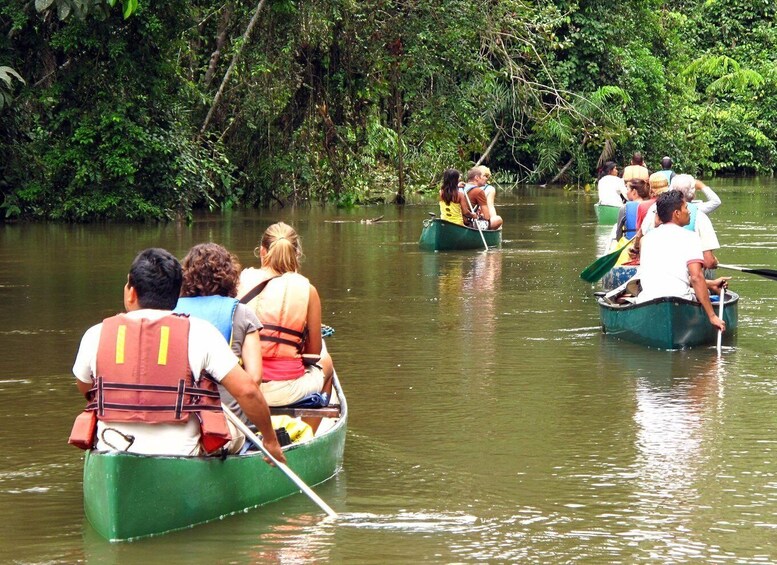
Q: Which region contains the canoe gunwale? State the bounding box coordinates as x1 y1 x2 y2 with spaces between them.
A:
83 374 347 541
596 291 740 311
419 217 502 251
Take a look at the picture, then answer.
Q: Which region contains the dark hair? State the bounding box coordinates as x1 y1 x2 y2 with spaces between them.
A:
631 152 644 166
661 156 672 169
128 248 183 310
656 190 685 224
180 243 241 298
598 161 617 180
628 179 650 199
441 169 461 205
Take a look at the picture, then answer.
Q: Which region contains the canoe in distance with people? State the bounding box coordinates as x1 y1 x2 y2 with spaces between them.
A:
419 217 501 251
596 291 739 350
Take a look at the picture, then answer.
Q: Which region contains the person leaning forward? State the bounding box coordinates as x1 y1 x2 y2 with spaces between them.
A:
69 248 285 462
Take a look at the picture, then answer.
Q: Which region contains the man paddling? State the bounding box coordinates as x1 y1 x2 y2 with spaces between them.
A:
635 191 728 333
70 248 285 461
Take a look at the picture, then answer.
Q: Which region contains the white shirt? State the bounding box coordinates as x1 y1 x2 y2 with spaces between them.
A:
597 175 627 206
639 205 720 251
73 309 240 455
636 223 704 303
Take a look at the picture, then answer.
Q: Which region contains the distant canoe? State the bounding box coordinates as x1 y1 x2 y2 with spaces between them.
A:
595 203 621 224
82 376 347 541
597 291 739 349
419 217 501 251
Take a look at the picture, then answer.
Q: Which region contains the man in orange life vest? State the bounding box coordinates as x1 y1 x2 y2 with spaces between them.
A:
71 248 285 461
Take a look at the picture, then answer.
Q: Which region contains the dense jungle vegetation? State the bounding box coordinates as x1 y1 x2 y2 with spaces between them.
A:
1 0 775 220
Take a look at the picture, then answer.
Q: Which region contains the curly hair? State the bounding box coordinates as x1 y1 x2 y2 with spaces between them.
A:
180 243 241 298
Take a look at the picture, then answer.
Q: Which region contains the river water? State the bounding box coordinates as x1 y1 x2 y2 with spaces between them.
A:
2 179 777 563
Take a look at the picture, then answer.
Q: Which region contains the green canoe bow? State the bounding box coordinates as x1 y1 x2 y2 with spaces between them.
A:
419 217 501 251
597 291 739 349
82 382 347 541
594 203 621 224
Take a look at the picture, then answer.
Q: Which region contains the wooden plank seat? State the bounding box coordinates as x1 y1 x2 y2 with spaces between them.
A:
269 405 341 419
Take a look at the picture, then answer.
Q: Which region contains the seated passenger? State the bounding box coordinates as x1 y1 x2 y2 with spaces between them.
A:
615 179 650 241
638 174 721 269
635 191 728 333
658 156 676 184
238 222 335 416
478 166 503 227
597 161 627 207
622 152 650 183
463 166 502 229
174 243 264 427
70 248 285 461
438 168 473 226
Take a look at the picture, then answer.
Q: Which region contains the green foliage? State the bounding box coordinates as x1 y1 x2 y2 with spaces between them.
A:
2 0 777 221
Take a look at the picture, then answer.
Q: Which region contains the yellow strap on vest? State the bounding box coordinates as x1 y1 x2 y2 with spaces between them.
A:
115 324 127 364
158 325 170 365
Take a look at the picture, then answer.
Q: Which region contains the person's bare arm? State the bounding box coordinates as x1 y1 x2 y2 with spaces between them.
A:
221 366 285 463
702 250 718 269
304 285 323 356
689 262 725 331
240 331 262 386
76 379 92 397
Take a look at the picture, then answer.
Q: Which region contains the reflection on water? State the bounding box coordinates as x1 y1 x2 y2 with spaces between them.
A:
3 182 777 562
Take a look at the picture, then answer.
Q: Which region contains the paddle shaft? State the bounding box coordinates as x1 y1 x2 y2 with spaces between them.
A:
579 235 637 283
221 404 338 518
717 287 725 354
463 190 489 252
718 264 777 281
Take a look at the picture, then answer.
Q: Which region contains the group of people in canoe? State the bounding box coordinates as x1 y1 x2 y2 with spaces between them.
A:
438 165 504 230
597 153 729 333
69 222 335 462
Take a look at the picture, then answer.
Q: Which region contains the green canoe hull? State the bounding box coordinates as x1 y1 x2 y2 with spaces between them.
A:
594 204 621 224
598 291 739 349
419 218 501 251
83 402 347 541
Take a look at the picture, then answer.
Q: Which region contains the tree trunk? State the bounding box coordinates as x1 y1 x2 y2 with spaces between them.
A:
199 0 267 138
475 130 501 166
393 64 405 205
203 5 233 89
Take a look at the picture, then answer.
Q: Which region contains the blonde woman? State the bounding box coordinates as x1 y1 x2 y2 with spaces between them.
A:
238 222 334 412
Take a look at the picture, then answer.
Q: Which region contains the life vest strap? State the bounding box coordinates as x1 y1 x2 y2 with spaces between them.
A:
263 323 305 339
90 381 221 399
85 402 224 414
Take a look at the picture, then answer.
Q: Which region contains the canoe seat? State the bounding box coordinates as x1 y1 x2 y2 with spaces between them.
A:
270 405 341 419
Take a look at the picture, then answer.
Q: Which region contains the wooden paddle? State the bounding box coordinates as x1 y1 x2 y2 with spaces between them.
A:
579 236 636 283
718 264 777 281
463 190 489 252
221 404 338 518
717 287 725 355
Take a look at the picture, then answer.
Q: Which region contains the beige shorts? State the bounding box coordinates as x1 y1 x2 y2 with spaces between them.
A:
260 365 325 407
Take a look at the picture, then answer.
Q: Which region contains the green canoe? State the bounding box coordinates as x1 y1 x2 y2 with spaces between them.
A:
597 291 739 349
82 377 347 542
594 203 621 224
419 217 501 251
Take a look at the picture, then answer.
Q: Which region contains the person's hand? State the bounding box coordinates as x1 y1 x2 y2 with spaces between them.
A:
708 276 730 294
694 179 706 191
262 436 286 465
709 314 726 333
628 245 640 258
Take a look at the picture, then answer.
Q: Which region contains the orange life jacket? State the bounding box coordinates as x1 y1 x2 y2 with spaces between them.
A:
242 271 310 359
68 313 231 453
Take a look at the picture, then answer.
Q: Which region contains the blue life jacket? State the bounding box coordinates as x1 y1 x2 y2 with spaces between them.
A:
624 201 640 238
173 295 239 343
684 202 698 232
659 169 675 184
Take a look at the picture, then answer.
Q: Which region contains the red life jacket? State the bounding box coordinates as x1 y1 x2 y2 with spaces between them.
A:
68 313 231 453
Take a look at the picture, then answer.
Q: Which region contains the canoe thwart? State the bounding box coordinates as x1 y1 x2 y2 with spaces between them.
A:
270 405 341 419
